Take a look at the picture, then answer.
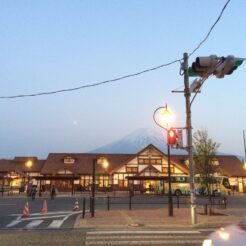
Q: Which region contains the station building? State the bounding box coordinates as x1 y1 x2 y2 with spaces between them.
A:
0 144 246 194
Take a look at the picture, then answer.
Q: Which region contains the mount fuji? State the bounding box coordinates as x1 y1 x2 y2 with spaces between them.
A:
90 128 188 155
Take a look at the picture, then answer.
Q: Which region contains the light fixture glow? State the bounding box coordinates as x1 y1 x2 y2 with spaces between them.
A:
26 160 33 168
159 106 174 127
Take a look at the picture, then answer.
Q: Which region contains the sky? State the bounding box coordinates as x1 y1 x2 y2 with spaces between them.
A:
0 0 245 159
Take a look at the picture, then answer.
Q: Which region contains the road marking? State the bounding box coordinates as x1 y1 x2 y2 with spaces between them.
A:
20 214 68 221
85 240 203 245
87 230 201 234
10 211 81 216
48 220 64 228
25 220 43 229
6 220 22 228
0 204 16 206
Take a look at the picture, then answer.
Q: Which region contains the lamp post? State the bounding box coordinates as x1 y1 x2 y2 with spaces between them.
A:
91 157 109 217
25 160 33 196
153 104 174 217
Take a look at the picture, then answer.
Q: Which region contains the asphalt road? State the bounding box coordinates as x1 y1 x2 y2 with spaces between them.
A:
0 194 245 230
0 228 212 246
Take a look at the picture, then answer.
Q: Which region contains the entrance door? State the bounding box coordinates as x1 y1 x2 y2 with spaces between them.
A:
55 180 73 192
143 180 157 194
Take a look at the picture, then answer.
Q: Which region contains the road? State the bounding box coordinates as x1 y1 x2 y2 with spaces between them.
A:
0 193 245 230
0 196 83 230
0 228 212 246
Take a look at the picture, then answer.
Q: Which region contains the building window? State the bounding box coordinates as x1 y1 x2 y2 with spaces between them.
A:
118 180 128 187
212 159 219 166
138 158 162 165
162 167 174 174
63 156 75 164
126 166 138 173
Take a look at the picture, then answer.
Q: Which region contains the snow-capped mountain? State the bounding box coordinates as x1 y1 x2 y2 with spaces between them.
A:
90 128 187 154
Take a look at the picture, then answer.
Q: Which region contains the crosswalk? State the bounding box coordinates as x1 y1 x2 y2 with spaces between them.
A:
5 211 81 230
85 230 207 245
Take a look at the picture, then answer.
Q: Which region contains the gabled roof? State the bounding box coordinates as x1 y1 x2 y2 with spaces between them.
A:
139 165 161 175
41 153 134 175
110 144 188 174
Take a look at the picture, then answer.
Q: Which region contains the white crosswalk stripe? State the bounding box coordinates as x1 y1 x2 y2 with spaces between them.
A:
25 220 43 229
85 230 206 245
5 211 79 229
6 220 22 228
48 220 64 229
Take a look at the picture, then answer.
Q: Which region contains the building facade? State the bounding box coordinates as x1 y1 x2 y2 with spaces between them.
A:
0 144 246 194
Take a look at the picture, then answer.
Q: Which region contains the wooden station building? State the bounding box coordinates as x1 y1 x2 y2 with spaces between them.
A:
0 144 246 194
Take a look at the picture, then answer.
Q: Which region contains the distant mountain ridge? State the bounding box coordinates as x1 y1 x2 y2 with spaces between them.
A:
90 128 188 155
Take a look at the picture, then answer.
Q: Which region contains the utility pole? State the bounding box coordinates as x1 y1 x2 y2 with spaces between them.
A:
243 130 246 161
167 144 173 217
91 159 96 217
183 52 196 225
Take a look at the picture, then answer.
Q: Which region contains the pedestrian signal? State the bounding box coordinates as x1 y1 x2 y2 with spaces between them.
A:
167 128 177 145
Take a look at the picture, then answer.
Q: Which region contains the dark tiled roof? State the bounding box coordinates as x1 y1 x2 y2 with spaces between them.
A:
41 153 135 175
171 154 246 177
9 157 45 173
0 160 11 172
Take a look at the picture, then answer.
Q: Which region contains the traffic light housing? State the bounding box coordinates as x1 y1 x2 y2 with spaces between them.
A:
190 55 218 78
213 56 244 78
189 55 244 79
167 128 177 145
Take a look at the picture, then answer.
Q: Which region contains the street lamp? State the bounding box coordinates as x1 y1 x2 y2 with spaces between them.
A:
153 104 174 217
25 160 33 196
91 157 109 217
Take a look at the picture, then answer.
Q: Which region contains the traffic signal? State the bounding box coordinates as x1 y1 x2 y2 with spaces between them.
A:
189 55 218 78
167 128 177 145
213 56 244 78
189 55 244 79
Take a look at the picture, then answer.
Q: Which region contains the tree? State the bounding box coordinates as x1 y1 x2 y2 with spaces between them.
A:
193 129 221 195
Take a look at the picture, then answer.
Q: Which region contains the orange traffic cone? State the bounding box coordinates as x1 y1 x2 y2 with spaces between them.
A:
22 202 30 218
73 199 80 211
41 200 48 214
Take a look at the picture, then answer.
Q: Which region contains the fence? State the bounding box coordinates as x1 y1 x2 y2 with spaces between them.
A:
81 194 227 218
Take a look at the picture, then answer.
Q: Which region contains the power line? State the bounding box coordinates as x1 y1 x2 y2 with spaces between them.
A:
0 59 181 99
0 0 231 99
188 0 231 58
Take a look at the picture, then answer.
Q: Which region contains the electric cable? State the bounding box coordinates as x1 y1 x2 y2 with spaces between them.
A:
0 0 231 99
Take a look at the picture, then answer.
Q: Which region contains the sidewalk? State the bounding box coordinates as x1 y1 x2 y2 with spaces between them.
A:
79 207 246 229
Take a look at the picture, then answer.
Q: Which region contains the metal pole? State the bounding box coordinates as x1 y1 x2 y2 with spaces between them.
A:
91 159 96 217
167 144 173 216
183 52 196 225
27 172 29 197
243 130 246 160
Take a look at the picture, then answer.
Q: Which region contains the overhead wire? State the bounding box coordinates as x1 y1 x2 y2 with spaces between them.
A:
188 0 231 58
0 0 231 99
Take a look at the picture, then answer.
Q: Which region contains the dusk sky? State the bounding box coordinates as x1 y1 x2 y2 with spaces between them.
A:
0 0 245 159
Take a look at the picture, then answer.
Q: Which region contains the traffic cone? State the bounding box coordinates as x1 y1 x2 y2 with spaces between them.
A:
41 200 48 214
22 202 30 218
73 199 80 211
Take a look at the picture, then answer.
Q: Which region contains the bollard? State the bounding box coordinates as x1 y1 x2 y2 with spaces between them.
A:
222 197 227 209
107 196 110 211
204 204 208 215
129 193 132 210
89 197 92 213
177 195 180 208
208 205 212 216
82 197 86 218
